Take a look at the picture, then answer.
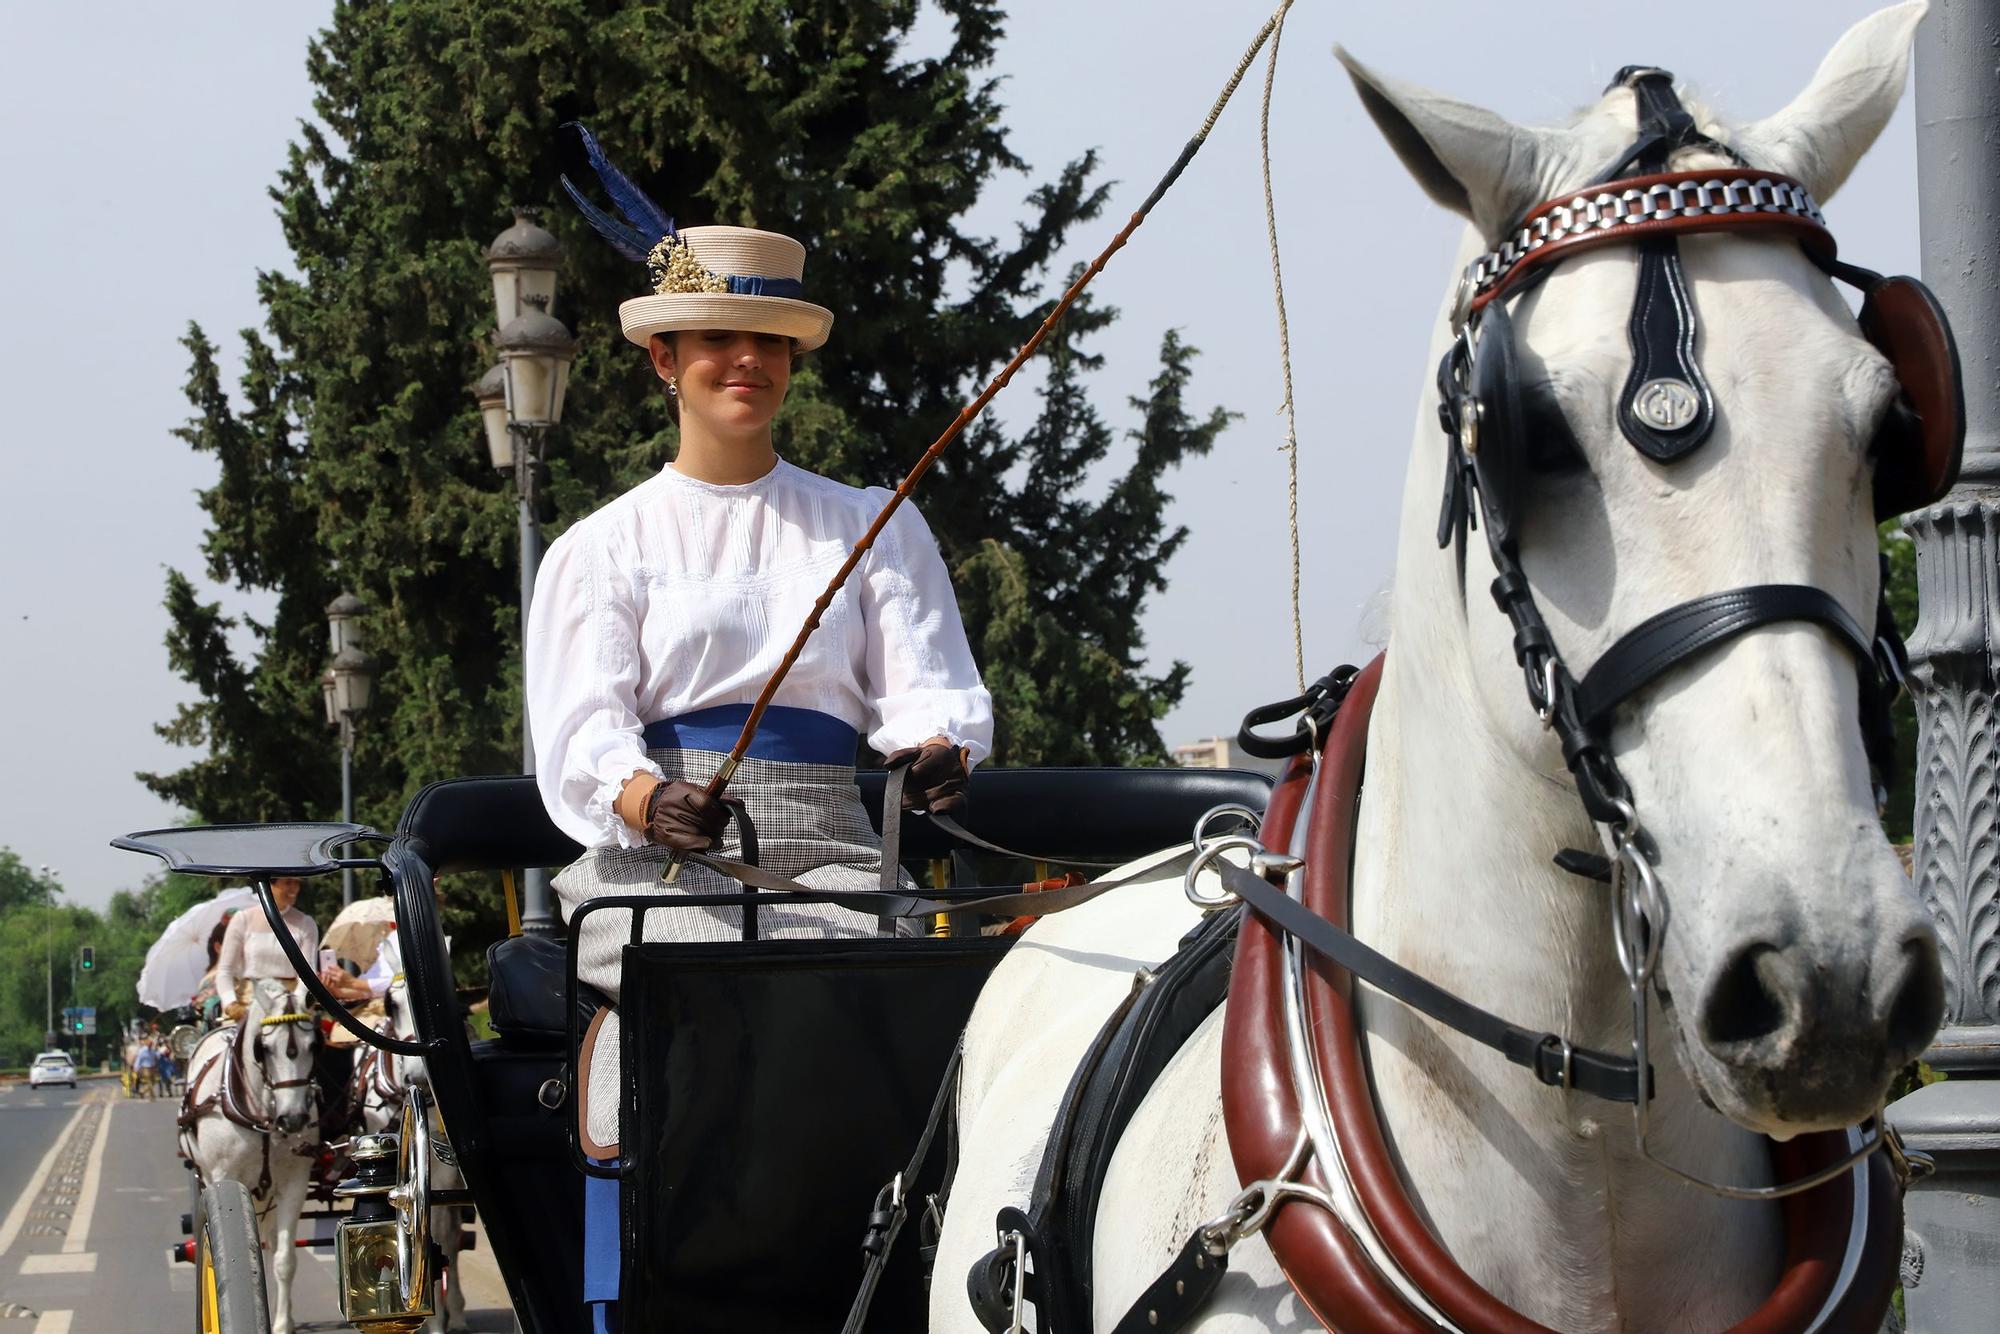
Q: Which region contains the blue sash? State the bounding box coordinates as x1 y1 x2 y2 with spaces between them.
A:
640 703 856 765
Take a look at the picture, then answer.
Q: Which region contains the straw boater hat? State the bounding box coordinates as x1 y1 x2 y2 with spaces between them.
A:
559 125 834 352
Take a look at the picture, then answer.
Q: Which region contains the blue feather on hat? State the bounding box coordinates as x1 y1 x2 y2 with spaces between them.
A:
559 122 676 263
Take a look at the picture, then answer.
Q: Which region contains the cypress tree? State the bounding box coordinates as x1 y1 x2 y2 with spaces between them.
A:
152 1 1230 933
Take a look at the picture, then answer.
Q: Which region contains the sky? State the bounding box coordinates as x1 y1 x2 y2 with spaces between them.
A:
0 1 1922 909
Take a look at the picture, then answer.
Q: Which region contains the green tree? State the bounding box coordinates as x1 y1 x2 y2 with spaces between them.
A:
0 850 59 916
148 0 1226 928
1881 523 1919 843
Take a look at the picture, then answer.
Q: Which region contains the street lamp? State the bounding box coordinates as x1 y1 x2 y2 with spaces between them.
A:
480 210 575 935
41 863 58 1048
325 594 376 905
475 363 512 471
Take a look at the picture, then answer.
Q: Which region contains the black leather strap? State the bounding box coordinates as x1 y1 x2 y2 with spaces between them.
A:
1618 235 1715 460
1107 1229 1229 1334
1571 584 1874 727
1217 860 1644 1104
840 1045 963 1334
694 846 1199 925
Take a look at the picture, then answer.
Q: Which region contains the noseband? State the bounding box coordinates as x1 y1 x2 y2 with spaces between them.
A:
1431 67 1963 1198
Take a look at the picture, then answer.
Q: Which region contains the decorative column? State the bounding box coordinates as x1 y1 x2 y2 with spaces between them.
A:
1890 3 2000 1329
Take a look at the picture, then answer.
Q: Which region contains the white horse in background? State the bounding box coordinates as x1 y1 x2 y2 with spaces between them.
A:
934 5 1942 1330
181 977 321 1334
353 973 468 1334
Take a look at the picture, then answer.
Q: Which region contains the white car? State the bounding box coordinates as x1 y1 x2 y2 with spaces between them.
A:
28 1052 76 1089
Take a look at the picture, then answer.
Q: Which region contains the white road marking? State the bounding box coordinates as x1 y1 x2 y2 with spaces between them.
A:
19 1253 94 1274
59 1099 109 1255
30 1311 71 1333
0 1101 88 1258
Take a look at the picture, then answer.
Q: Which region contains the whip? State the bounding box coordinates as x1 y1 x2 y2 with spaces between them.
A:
664 0 1299 880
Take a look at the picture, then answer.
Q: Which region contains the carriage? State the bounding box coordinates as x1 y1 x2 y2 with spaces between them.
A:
117 762 1276 1332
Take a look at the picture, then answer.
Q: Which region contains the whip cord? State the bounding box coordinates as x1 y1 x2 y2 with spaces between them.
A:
1258 3 1305 692
682 0 1300 831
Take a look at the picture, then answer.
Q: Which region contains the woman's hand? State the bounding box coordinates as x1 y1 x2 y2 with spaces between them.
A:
319 967 372 1002
223 1000 247 1024
645 779 732 852
887 738 970 815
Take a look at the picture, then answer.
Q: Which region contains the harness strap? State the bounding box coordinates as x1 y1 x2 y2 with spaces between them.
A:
1107 1231 1229 1334
1215 857 1643 1103
969 908 1247 1333
1570 584 1874 726
838 1044 964 1334
692 848 1198 924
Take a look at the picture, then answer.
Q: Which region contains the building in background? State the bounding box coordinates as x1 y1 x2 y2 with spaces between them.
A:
1170 736 1284 778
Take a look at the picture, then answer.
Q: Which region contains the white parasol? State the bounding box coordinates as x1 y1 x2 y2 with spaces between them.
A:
135 887 261 1011
322 895 397 970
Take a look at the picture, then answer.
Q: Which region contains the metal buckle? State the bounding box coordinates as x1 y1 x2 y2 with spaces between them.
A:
1000 1229 1027 1334
1538 1033 1575 1091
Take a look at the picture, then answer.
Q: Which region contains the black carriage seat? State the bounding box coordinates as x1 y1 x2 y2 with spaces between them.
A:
399 766 1277 1046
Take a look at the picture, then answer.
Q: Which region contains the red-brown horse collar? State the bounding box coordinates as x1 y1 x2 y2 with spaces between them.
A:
1218 655 1902 1333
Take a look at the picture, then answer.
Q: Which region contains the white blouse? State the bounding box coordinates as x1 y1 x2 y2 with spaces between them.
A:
527 459 994 850
213 905 320 1000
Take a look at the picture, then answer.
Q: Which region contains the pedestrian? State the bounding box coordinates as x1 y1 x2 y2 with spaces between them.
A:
133 1040 158 1099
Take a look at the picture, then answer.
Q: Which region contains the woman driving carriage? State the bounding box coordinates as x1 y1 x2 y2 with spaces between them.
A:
213 876 319 1024
528 130 993 1331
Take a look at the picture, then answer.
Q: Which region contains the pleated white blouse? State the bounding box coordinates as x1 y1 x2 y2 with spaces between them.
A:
526 459 994 850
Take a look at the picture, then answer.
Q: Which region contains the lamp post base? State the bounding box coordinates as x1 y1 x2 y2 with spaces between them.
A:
520 865 556 935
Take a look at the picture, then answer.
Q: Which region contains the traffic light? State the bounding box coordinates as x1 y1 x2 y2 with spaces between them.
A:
79 945 94 971
72 1016 83 1034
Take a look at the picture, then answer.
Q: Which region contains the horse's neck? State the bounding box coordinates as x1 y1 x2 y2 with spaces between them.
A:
1340 262 1779 1327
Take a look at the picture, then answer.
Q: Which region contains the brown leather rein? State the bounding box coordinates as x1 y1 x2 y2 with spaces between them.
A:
1218 657 1902 1332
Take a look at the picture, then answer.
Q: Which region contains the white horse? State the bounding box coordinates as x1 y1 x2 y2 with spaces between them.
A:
352 973 468 1334
181 977 321 1334
934 5 1943 1330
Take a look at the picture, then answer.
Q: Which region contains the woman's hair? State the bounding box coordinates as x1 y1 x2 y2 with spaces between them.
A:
207 919 230 968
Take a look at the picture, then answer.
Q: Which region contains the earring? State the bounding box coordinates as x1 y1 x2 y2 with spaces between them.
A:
667 376 678 397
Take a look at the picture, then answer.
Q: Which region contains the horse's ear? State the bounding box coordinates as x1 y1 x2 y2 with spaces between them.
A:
1336 45 1554 242
1725 1 1926 203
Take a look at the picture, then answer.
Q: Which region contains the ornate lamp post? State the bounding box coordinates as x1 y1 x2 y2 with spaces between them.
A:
481 210 575 934
1890 5 2000 1327
323 593 375 905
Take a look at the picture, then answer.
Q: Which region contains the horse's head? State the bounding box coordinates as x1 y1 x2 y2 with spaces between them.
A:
1344 2 1943 1137
249 977 320 1136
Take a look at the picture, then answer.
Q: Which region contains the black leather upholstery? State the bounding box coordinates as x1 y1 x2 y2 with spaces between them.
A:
400 766 1274 873
454 766 1273 1046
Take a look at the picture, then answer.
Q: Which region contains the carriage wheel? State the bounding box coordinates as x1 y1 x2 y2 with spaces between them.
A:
193 1180 271 1334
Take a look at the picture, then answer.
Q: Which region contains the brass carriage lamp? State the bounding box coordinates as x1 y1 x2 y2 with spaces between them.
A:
484 207 562 327
474 364 512 471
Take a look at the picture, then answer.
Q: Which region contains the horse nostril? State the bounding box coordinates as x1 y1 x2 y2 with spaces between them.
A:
1883 935 1945 1064
1700 942 1795 1056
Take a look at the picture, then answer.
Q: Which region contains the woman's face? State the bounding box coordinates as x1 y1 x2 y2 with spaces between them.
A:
651 329 793 435
271 878 302 911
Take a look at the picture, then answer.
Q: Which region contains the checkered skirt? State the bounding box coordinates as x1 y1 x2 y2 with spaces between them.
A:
555 745 908 1147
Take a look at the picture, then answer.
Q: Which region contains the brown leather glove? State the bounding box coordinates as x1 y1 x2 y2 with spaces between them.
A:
644 779 732 852
886 740 971 815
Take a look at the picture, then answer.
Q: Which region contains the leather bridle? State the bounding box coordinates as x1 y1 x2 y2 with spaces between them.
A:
1428 66 1953 1199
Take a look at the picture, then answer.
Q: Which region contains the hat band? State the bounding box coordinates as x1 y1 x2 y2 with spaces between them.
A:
721 274 805 298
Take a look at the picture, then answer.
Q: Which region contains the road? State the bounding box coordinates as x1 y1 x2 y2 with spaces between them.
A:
0 1077 514 1332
